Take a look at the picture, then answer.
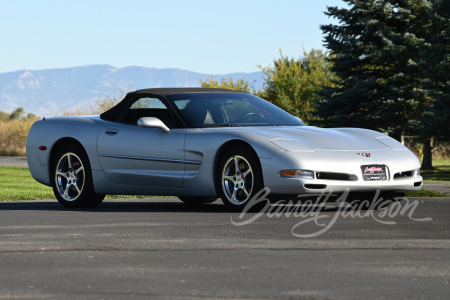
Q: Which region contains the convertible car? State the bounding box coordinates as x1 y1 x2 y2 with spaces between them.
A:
26 88 422 210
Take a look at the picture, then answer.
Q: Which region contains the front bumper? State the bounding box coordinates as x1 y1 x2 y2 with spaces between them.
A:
260 149 423 195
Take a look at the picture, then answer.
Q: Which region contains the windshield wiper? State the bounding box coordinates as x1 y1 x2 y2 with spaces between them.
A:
202 124 241 128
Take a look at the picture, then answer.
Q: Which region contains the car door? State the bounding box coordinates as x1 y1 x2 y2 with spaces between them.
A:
97 97 186 188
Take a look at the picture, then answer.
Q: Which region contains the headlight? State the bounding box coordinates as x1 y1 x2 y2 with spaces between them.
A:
280 169 314 179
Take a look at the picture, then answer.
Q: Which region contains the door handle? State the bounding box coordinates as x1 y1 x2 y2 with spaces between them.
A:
105 128 119 136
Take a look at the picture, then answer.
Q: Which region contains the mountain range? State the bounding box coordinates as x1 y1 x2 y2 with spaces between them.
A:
0 65 264 116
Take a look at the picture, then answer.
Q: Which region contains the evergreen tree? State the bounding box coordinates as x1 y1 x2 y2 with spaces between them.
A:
421 0 450 168
316 0 450 169
316 0 431 142
431 0 450 139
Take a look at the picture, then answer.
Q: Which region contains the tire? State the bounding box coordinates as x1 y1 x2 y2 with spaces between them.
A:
51 144 105 208
216 146 264 211
178 197 217 205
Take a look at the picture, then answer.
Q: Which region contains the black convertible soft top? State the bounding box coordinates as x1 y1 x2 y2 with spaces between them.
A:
132 87 243 96
100 87 245 122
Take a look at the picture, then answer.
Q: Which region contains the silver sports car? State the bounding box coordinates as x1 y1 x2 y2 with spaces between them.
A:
26 88 423 209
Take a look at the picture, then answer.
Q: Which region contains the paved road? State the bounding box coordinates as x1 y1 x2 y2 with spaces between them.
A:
424 181 450 195
0 197 449 299
0 156 28 168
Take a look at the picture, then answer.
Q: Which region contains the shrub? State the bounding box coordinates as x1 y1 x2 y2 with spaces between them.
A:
0 118 37 156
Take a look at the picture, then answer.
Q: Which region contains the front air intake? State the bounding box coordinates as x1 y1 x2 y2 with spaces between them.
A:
394 171 414 179
316 172 351 181
304 184 327 189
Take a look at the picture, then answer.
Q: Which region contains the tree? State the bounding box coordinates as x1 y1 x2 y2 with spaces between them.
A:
260 49 334 123
316 0 444 169
26 113 37 120
420 0 450 169
200 77 251 92
9 107 25 120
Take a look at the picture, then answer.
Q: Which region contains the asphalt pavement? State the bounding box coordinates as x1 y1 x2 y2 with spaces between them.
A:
423 181 450 195
0 156 28 168
0 197 449 299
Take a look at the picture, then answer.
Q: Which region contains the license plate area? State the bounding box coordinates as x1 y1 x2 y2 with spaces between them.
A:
361 165 387 181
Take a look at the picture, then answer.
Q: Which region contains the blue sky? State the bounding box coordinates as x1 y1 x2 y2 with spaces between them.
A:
0 0 344 75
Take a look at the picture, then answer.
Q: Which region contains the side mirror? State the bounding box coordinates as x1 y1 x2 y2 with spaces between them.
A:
137 117 170 133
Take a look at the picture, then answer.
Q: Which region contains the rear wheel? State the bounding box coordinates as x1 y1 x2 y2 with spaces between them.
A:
216 146 264 211
51 144 105 208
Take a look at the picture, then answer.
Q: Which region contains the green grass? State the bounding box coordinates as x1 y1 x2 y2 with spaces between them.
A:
1 160 449 201
0 166 170 201
405 189 448 197
420 159 450 182
0 167 54 201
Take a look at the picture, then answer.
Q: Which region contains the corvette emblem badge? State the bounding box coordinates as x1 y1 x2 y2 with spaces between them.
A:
357 152 371 157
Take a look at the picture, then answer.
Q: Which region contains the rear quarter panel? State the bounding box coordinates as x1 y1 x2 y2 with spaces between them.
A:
26 116 106 186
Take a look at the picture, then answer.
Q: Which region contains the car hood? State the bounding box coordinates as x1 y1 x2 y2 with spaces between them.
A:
250 126 401 151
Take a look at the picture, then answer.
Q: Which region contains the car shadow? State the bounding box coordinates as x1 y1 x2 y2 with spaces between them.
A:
0 199 228 213
0 198 352 214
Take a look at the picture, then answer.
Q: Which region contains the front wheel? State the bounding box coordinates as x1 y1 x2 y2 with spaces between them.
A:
216 146 264 211
51 144 105 208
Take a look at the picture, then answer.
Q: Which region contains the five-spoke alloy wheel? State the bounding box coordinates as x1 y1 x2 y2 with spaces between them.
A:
222 155 253 204
217 146 263 211
51 144 105 208
55 152 85 202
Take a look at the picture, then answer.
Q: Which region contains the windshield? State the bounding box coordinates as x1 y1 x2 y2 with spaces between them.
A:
166 93 305 128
